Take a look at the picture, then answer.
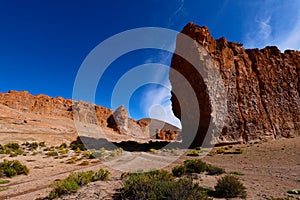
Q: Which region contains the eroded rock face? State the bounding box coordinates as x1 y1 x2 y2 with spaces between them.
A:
156 129 178 141
170 22 300 147
107 106 150 138
0 90 114 127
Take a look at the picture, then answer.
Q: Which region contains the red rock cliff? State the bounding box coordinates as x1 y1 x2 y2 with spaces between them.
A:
170 22 300 147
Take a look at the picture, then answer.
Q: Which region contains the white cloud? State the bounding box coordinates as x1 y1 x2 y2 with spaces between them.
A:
243 1 300 51
278 13 300 50
257 16 272 41
141 84 181 128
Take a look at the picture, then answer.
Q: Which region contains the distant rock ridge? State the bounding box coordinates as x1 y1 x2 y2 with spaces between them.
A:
0 90 178 143
170 22 300 147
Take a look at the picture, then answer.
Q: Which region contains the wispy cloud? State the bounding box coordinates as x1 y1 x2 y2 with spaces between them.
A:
244 13 273 48
141 84 181 128
168 0 186 27
278 12 300 50
243 1 300 51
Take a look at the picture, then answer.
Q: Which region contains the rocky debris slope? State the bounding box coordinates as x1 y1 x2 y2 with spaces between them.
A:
170 22 300 147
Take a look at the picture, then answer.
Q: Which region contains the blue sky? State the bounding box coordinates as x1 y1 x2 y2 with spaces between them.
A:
0 0 299 127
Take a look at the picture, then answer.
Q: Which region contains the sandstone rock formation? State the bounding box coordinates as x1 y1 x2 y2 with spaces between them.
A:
0 91 154 144
156 129 178 140
170 22 300 147
106 105 150 138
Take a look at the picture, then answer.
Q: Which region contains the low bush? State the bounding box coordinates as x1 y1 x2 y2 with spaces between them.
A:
184 159 207 173
5 143 20 150
47 151 58 157
48 169 110 199
172 165 186 177
0 160 29 178
118 170 209 200
149 148 159 154
67 156 78 164
206 165 225 175
0 143 24 157
59 143 68 149
187 150 200 156
39 142 46 147
0 179 9 184
229 171 244 176
70 141 87 151
0 187 8 191
214 175 247 198
195 146 203 151
28 142 39 150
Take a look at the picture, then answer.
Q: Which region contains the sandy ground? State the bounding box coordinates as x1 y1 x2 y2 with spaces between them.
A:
0 137 299 200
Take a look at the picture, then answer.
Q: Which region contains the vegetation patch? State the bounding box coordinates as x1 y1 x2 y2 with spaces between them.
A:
172 165 186 177
206 164 225 175
0 187 8 192
149 148 159 154
213 175 247 198
117 170 209 200
0 160 29 178
186 149 200 156
214 147 245 155
172 159 225 177
70 140 87 151
184 159 208 174
48 168 110 199
0 143 24 157
46 151 58 157
0 179 9 184
229 171 244 176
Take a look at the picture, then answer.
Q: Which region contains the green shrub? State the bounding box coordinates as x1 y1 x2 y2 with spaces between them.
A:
214 175 246 198
0 187 8 191
59 143 68 149
92 168 111 181
149 148 159 154
39 142 46 147
118 170 209 200
70 141 87 151
187 150 200 156
48 169 110 199
206 165 225 175
58 149 69 155
5 143 20 150
1 143 24 157
47 151 58 157
28 142 39 150
172 165 187 177
195 146 203 151
229 171 244 176
0 160 29 178
0 179 9 184
184 159 207 173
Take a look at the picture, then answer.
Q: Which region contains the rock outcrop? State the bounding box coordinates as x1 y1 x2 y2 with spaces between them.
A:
156 129 178 140
0 91 153 143
170 22 300 147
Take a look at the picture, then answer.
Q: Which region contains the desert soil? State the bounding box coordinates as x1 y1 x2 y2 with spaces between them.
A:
0 137 299 200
